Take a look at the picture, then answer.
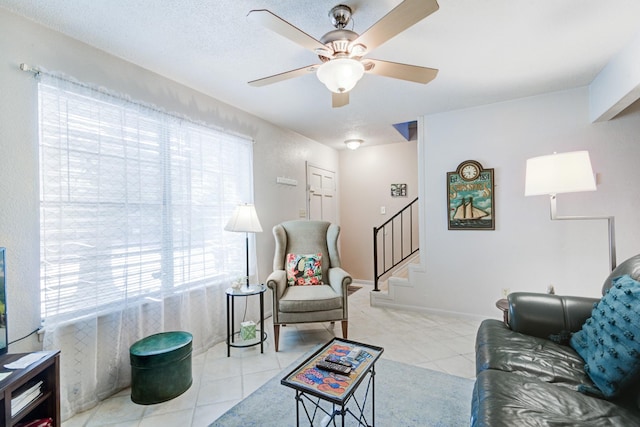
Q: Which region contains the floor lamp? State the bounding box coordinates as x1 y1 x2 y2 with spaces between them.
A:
225 204 263 290
525 150 616 271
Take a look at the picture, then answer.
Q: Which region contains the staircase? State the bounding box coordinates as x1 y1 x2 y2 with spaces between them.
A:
370 197 424 308
370 253 423 308
374 253 419 292
372 197 419 291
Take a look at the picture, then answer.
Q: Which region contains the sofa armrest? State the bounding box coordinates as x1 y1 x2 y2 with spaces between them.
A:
266 270 287 298
508 292 599 339
328 267 352 296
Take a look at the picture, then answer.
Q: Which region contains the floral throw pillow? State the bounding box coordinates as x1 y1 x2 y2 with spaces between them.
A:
286 253 322 286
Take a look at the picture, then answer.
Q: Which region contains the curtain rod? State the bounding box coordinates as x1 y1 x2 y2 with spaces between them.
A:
19 63 255 144
20 63 40 74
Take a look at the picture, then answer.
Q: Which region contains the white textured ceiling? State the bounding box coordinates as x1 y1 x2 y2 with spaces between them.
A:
2 0 640 150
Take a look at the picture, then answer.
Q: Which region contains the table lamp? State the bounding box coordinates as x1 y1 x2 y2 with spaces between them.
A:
225 204 263 290
525 150 616 271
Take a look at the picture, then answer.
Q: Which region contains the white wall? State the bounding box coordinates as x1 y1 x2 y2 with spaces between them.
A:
590 29 640 122
0 9 338 352
413 87 640 318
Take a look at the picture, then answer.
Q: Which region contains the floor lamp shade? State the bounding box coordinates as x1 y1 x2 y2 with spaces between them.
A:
225 204 262 288
525 150 596 196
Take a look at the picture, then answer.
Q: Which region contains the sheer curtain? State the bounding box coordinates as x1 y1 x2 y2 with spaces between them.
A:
37 73 256 419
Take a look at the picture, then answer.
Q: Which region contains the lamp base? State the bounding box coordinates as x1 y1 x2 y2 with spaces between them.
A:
549 194 616 271
241 284 256 293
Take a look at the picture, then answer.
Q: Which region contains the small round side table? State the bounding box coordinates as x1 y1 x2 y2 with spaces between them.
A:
225 284 267 357
495 298 509 325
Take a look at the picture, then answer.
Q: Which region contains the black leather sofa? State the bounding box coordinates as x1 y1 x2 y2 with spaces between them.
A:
471 254 640 426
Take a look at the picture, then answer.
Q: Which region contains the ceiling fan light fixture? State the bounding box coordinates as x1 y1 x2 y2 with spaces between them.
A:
317 58 365 93
344 139 363 150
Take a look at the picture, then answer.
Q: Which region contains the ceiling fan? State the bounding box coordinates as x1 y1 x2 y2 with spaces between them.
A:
247 0 439 108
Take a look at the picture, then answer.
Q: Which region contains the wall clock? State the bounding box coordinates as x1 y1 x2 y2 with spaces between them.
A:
447 160 495 230
459 161 480 181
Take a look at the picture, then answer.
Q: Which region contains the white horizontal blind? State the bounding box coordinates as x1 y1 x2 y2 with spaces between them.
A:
38 75 252 323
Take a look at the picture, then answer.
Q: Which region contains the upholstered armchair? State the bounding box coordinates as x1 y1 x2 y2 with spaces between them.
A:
266 220 352 351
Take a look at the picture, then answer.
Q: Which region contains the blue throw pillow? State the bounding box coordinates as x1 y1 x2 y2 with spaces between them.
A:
570 274 640 398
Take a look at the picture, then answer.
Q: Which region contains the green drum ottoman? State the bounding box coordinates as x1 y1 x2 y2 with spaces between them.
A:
130 331 193 405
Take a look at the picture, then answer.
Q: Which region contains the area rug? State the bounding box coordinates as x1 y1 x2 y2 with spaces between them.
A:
209 358 474 426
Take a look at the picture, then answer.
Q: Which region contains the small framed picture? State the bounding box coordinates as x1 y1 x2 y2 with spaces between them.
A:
390 183 407 197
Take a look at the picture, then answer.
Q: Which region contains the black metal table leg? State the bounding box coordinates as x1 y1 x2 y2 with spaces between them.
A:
260 290 264 353
226 294 230 357
372 365 376 426
231 293 235 344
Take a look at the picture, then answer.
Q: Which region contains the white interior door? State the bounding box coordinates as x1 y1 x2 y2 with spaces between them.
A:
307 163 336 223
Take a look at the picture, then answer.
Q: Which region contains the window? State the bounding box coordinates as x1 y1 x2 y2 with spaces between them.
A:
38 75 252 323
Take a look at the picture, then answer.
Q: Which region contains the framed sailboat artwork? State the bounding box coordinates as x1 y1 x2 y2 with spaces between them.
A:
447 160 495 230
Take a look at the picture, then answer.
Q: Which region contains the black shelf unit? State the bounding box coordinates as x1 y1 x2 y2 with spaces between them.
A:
0 351 60 427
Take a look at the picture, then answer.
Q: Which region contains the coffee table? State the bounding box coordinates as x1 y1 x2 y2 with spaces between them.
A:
281 338 384 426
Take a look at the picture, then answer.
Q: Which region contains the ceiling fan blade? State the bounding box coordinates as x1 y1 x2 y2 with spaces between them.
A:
248 65 318 87
364 59 438 84
248 9 327 53
332 92 349 108
353 0 439 52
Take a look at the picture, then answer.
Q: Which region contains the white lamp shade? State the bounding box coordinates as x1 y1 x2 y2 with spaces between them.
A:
525 150 596 196
224 204 263 233
316 58 365 93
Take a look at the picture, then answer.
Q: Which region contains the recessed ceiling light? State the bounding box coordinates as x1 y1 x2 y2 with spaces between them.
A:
344 139 363 150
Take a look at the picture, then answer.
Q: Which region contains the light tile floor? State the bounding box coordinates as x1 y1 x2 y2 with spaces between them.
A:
62 284 488 426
